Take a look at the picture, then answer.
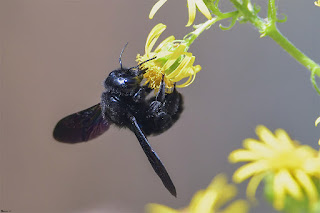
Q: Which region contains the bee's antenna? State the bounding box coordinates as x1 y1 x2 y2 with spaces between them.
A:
119 42 128 69
129 56 157 71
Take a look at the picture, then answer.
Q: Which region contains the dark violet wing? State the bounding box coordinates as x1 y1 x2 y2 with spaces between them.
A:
128 114 176 197
53 103 110 143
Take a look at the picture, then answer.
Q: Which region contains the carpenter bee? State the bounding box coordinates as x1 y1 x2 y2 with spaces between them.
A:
53 44 183 197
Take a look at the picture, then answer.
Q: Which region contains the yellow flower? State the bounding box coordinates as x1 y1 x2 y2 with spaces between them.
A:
315 0 320 7
229 125 320 210
137 23 201 92
146 174 249 213
149 0 212 27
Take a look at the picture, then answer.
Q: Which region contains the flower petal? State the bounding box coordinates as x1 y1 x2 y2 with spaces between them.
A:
194 190 218 213
214 185 237 210
316 116 320 126
173 57 196 81
256 125 279 148
189 190 206 212
294 170 318 204
246 173 264 202
273 172 286 210
233 161 269 183
167 54 193 80
204 174 238 211
274 128 295 148
304 157 320 176
206 175 237 209
195 0 212 20
154 36 175 53
229 150 262 162
242 138 273 157
208 173 228 190
186 0 196 27
162 44 186 71
145 24 166 56
176 74 194 88
194 64 201 73
167 54 199 88
149 0 168 19
281 170 303 201
220 200 249 213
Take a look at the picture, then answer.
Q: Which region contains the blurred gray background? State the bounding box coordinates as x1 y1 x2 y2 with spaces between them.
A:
1 0 319 212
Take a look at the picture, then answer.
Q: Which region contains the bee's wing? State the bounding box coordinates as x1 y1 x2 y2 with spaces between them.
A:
53 104 110 143
128 114 176 197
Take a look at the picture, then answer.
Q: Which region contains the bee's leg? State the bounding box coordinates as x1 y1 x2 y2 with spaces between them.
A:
155 75 165 102
147 76 172 132
127 113 176 197
163 83 184 120
132 84 153 103
149 75 166 113
146 79 184 135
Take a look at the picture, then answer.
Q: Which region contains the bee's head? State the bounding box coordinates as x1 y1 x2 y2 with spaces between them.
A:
103 43 154 95
104 67 143 95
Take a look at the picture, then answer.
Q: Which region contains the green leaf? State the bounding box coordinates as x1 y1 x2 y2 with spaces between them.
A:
219 15 238 31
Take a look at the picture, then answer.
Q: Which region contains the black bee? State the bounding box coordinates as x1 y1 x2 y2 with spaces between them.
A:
53 45 183 197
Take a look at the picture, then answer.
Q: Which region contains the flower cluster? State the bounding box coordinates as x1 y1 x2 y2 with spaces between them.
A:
229 125 320 211
137 23 201 92
147 174 249 213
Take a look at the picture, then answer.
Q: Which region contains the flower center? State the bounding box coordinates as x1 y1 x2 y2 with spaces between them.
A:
269 148 308 171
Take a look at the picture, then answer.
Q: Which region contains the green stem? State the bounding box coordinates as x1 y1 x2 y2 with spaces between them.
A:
185 11 238 46
183 0 320 80
268 27 320 77
229 0 320 78
229 0 265 31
